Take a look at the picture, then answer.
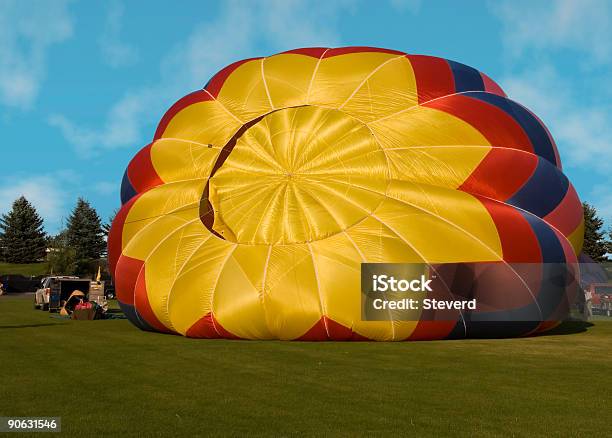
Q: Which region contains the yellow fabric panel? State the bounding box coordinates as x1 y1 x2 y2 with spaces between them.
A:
356 320 418 341
121 180 205 259
340 56 418 123
374 181 502 263
296 177 385 224
369 106 490 149
142 221 211 330
345 216 424 263
345 218 425 339
262 245 322 339
567 218 584 255
216 58 273 121
210 173 387 245
213 246 273 339
160 99 241 145
122 214 188 261
210 106 388 244
310 233 419 341
209 182 288 244
263 53 319 109
150 139 221 183
308 52 403 109
223 105 386 176
385 145 490 188
368 107 490 188
166 238 236 335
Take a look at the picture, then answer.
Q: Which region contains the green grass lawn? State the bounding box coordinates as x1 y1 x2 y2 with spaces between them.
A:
0 262 48 276
1 295 611 437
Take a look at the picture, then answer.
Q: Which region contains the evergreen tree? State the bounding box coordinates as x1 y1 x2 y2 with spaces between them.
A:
66 198 107 271
582 203 609 262
102 208 119 237
0 196 47 263
47 229 77 275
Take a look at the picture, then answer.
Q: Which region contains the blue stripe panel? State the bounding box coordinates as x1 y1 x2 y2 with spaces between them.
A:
520 211 566 263
118 301 157 332
507 158 569 217
463 91 557 166
447 321 467 339
536 262 573 319
447 60 484 92
518 213 569 317
120 169 137 205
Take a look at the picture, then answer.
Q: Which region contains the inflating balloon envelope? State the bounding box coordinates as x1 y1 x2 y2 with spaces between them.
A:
109 47 583 340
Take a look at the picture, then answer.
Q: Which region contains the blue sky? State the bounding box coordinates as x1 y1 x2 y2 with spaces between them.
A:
0 0 610 234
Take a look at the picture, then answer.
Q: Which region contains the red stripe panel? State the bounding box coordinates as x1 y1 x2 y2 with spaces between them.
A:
108 194 141 276
134 265 173 334
480 72 506 97
185 313 219 338
277 46 404 59
323 46 405 58
186 313 241 339
281 47 328 58
298 317 370 341
408 321 457 341
425 94 535 154
154 89 214 140
127 143 164 193
476 196 542 263
468 261 542 313
205 57 261 98
405 55 455 104
543 184 583 237
460 148 538 201
114 255 143 306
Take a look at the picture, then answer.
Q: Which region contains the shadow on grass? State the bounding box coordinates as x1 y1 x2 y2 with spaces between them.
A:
0 323 66 329
538 320 594 336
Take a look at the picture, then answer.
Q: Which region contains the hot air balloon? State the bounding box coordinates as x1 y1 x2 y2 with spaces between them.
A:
108 47 583 340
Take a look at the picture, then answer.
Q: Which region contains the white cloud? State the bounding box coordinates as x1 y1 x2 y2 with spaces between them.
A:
48 88 159 156
0 173 75 232
50 0 352 156
492 0 612 64
257 0 350 49
0 0 73 109
161 0 257 90
501 66 612 174
98 0 138 68
93 181 118 196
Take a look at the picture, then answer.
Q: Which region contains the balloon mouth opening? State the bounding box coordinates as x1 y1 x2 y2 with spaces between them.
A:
199 105 390 245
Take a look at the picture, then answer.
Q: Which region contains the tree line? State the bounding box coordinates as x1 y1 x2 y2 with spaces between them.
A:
0 196 611 275
582 203 611 262
0 196 112 275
